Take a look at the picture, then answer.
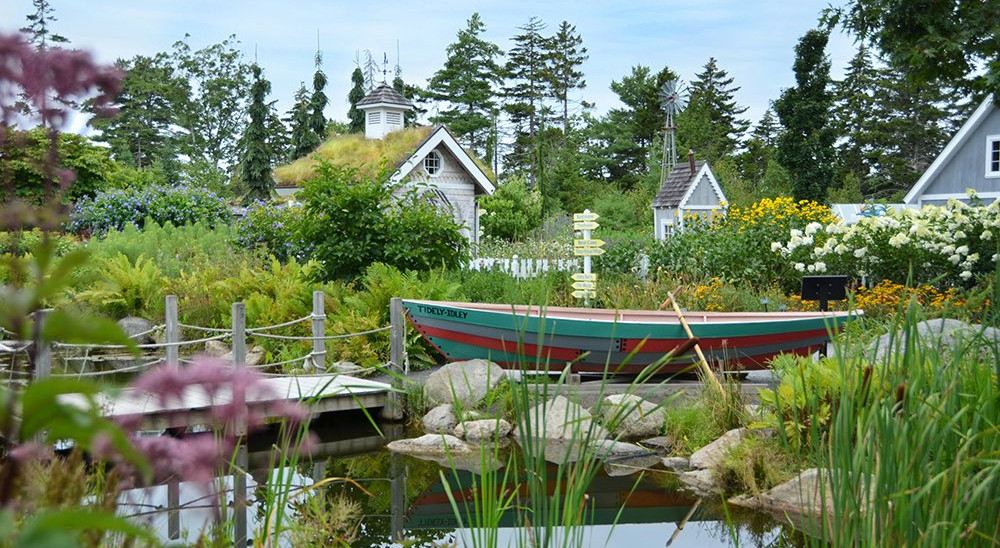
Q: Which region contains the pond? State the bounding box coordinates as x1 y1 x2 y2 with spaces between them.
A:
121 411 806 547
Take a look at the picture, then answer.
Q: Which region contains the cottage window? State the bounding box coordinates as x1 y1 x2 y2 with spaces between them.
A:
424 151 442 176
988 135 1000 178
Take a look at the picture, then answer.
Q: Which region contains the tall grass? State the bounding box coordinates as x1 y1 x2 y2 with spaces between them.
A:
799 304 1000 546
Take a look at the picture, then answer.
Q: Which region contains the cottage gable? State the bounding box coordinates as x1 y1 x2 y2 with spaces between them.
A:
905 96 1000 206
652 157 726 239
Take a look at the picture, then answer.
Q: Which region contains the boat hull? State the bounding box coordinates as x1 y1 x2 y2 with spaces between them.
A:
402 300 857 374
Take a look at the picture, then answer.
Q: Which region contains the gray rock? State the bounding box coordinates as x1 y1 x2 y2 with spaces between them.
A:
639 435 675 451
679 469 718 495
872 318 1000 361
604 454 662 477
513 395 609 440
601 394 665 439
118 317 155 345
454 418 512 441
422 404 458 434
425 359 506 407
591 439 652 458
406 448 505 474
734 468 833 517
385 434 472 456
204 340 229 357
661 456 691 471
689 428 748 470
331 361 361 374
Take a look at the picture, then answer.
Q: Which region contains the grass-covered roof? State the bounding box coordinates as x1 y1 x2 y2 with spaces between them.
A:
272 126 496 187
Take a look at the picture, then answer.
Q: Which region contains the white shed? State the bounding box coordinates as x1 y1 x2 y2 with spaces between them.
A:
651 153 727 239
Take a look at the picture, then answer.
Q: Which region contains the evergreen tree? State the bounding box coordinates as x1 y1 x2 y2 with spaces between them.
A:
737 108 780 184
774 30 836 202
288 84 319 160
347 67 366 133
675 57 749 163
240 64 274 204
833 44 880 182
393 64 424 127
545 21 588 134
503 17 550 182
426 13 503 162
20 0 68 48
309 50 328 142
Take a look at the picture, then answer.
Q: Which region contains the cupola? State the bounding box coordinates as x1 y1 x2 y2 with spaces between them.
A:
355 84 414 139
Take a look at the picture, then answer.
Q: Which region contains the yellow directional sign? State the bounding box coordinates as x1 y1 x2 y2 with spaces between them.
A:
573 246 605 256
572 281 596 290
573 221 599 231
571 273 598 282
573 212 600 222
572 289 597 299
574 238 605 247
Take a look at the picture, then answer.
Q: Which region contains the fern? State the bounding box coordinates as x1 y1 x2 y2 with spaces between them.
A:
75 253 166 319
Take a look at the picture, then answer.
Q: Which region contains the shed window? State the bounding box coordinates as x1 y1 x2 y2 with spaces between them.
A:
988 135 1000 177
424 151 442 176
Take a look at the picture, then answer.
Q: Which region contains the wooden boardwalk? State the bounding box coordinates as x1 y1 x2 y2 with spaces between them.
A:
62 374 391 430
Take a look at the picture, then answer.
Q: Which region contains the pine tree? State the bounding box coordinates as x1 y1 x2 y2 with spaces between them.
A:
546 21 588 134
392 67 423 127
774 30 836 202
833 44 880 183
737 107 781 184
288 84 319 160
309 50 328 142
20 0 68 49
503 17 549 181
676 57 749 163
240 65 275 204
347 67 366 133
426 13 503 161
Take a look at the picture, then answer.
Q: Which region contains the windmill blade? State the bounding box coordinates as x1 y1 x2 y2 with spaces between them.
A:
659 79 687 114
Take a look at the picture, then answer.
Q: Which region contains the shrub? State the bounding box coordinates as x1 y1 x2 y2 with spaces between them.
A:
0 229 78 256
234 201 309 262
296 161 468 281
594 234 650 275
479 177 542 242
69 183 231 235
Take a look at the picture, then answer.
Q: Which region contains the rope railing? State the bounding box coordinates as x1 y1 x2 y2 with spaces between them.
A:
51 332 230 350
247 325 391 341
125 323 166 339
245 314 313 333
51 357 165 377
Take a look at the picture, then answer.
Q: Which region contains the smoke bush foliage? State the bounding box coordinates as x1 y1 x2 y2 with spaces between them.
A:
68 183 231 234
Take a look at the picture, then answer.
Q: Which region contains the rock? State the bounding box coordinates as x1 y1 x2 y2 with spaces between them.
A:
734 468 833 517
204 340 229 357
661 456 691 471
454 418 512 442
118 317 155 345
604 454 663 477
245 346 265 367
424 359 506 407
422 405 458 434
639 435 675 451
330 361 361 374
679 469 718 495
513 395 609 440
406 448 505 474
872 318 1000 361
601 394 665 439
689 428 748 470
591 439 652 459
385 434 472 456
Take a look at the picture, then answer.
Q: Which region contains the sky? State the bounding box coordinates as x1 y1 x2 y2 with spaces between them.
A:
0 0 856 131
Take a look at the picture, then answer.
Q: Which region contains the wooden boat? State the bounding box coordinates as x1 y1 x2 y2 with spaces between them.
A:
402 299 860 374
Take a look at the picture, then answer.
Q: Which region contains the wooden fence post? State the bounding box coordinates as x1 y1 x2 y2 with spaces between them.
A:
165 295 179 368
230 302 248 548
311 290 326 372
32 309 51 381
382 298 406 420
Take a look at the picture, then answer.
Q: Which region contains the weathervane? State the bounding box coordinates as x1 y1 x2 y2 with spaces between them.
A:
382 52 389 85
659 79 687 185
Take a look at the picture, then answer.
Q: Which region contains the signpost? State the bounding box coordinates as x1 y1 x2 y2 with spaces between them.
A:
572 210 604 305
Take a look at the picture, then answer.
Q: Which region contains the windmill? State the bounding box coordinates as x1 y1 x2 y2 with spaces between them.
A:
659 79 687 185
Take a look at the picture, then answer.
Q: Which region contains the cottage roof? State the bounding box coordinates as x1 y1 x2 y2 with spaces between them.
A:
653 161 706 208
356 84 413 109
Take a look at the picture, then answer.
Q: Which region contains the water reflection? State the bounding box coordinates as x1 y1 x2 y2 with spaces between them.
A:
126 414 803 547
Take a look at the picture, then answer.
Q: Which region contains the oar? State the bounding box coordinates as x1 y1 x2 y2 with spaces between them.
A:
666 291 724 395
665 498 702 547
657 286 686 311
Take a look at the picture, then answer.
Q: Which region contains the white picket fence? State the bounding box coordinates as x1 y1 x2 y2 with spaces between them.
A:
467 257 581 279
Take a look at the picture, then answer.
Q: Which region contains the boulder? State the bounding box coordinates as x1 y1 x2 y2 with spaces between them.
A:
604 454 662 477
385 434 472 456
638 435 675 452
661 456 691 471
118 317 155 345
591 439 653 459
872 318 1000 361
679 469 718 495
425 359 506 407
422 404 458 434
601 394 665 439
689 428 748 470
330 361 361 374
454 418 512 442
204 340 229 357
513 395 609 440
733 468 833 517
208 344 266 367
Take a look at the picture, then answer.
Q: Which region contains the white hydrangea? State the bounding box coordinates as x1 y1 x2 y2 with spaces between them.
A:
888 233 911 247
805 222 822 236
770 241 783 253
834 244 848 254
955 245 969 255
954 230 967 239
948 254 961 264
814 261 827 272
854 247 867 258
960 270 973 280
807 264 816 272
982 230 992 240
794 263 806 272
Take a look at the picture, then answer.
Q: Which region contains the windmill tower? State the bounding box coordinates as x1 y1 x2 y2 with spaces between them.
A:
659 79 687 186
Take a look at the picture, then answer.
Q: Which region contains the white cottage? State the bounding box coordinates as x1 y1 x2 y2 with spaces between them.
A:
652 152 727 239
273 84 495 244
904 95 999 206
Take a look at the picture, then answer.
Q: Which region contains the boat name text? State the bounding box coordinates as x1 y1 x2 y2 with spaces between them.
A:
417 305 468 319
